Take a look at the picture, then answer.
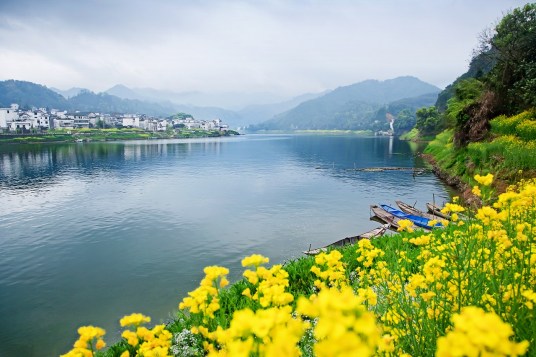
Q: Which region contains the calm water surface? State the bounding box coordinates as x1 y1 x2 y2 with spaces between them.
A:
0 135 452 356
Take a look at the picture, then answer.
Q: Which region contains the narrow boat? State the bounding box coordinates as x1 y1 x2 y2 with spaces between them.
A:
304 225 389 255
370 205 417 231
426 202 452 220
395 200 442 221
380 204 443 229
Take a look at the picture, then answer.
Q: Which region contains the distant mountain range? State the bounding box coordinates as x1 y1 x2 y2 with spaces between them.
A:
249 76 441 131
1 76 441 131
0 80 176 117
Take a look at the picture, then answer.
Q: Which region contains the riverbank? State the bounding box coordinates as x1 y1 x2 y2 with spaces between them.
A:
62 177 536 356
247 129 373 135
0 128 240 144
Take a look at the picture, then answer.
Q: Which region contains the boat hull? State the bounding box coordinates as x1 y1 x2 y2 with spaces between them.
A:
396 200 442 221
380 204 442 229
304 225 388 255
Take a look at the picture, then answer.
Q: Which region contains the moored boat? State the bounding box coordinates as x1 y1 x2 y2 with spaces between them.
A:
426 202 452 220
303 225 389 255
380 204 443 229
396 200 442 221
370 205 418 231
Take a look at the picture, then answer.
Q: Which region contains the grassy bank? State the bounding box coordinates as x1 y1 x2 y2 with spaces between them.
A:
0 128 240 144
62 176 536 356
424 110 536 193
399 128 435 142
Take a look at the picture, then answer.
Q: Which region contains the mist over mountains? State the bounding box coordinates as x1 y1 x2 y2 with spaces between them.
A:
1 76 440 130
250 76 441 131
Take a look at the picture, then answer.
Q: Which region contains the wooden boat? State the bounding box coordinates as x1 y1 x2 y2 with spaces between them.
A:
304 225 389 255
426 202 451 220
395 200 442 221
380 204 443 229
370 205 417 231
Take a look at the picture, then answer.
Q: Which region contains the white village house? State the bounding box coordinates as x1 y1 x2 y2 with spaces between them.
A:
0 103 231 134
0 104 52 132
0 104 19 132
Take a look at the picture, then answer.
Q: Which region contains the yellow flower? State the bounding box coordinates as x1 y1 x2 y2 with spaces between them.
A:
420 291 436 302
474 173 494 186
95 339 106 350
436 306 528 357
441 203 465 214
120 313 151 327
241 254 270 267
472 185 482 197
409 234 431 246
209 306 307 356
397 219 414 233
522 290 536 309
122 330 139 347
179 265 229 321
311 251 348 289
297 287 379 357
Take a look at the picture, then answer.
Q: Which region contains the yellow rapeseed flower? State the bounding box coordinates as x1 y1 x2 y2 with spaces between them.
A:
474 173 494 186
241 254 270 267
522 290 536 309
397 219 414 233
409 234 431 246
472 185 482 197
436 306 528 357
120 313 151 327
296 287 379 357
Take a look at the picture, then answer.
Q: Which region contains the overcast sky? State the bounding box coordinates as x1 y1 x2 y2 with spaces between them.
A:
0 0 528 98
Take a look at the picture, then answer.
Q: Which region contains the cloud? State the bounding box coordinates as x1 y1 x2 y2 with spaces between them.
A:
0 0 528 99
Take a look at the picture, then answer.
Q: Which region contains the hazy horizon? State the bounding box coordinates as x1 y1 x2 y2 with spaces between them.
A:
0 0 528 102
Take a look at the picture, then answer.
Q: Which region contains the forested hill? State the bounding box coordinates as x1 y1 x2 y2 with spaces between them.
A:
249 76 440 131
0 80 180 116
0 80 68 109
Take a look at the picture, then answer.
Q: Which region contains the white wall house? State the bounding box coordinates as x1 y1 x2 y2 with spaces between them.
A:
0 104 20 131
73 116 90 129
88 113 99 126
65 113 90 129
54 118 75 129
8 113 32 131
141 119 159 132
157 120 168 131
184 118 200 129
122 115 140 128
28 109 50 129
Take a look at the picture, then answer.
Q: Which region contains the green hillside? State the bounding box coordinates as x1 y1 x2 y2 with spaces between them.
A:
0 80 68 109
0 80 176 116
249 76 440 131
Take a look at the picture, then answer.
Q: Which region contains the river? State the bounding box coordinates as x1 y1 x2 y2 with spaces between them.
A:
0 134 452 356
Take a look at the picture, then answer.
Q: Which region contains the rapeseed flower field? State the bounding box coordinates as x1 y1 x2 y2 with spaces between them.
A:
62 176 536 356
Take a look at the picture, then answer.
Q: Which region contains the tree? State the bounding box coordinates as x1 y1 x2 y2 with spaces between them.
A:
445 78 485 128
485 3 536 113
415 106 441 135
393 109 416 133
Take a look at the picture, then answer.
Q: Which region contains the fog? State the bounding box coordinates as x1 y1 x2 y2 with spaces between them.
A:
0 0 528 106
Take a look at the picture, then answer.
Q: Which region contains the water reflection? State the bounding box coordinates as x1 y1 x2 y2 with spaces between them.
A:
0 139 233 191
0 135 452 357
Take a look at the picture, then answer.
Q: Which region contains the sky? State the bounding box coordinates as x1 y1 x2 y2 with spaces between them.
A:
0 0 529 101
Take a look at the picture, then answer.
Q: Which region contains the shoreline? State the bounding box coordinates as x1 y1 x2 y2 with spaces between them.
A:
0 130 240 145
